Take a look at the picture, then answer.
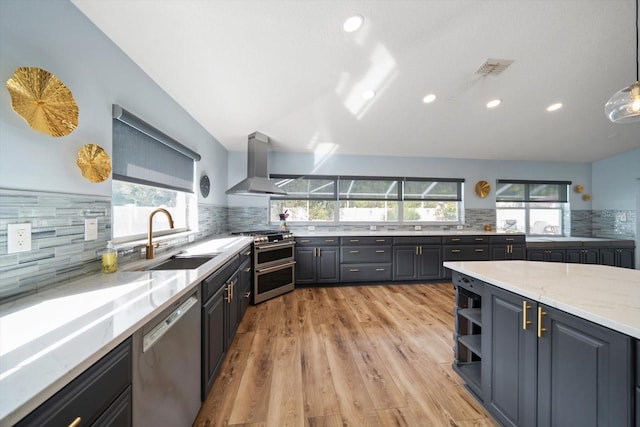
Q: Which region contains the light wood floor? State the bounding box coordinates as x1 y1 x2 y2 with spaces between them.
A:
194 283 498 427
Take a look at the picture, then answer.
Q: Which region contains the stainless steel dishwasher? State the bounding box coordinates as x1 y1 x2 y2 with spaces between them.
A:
132 289 201 427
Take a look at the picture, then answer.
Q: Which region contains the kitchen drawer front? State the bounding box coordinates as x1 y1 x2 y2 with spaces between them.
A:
16 338 132 427
443 245 490 261
238 245 252 265
489 235 526 244
393 236 442 245
340 263 392 283
295 237 339 246
452 271 485 294
202 255 240 302
340 246 392 263
340 236 392 246
443 235 489 244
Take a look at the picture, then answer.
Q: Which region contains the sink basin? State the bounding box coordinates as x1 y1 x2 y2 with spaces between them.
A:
148 255 218 270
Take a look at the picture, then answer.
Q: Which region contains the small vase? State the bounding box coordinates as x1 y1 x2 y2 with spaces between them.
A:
280 220 287 231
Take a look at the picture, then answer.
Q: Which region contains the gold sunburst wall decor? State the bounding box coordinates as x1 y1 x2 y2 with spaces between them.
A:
5 67 78 137
475 180 490 198
77 144 111 183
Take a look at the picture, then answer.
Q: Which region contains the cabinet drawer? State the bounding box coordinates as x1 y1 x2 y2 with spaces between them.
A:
444 245 490 261
340 246 392 263
340 264 392 282
393 236 442 245
238 245 252 265
295 237 339 246
17 338 132 427
452 272 484 294
489 235 526 244
340 236 392 245
202 256 240 301
443 235 488 244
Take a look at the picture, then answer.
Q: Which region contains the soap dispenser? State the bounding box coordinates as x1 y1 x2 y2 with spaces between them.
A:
102 240 118 273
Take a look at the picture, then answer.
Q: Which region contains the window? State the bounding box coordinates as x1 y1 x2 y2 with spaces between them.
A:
269 175 464 224
111 106 200 242
495 180 569 235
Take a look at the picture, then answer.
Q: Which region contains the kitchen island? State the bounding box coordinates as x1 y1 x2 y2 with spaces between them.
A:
444 260 640 427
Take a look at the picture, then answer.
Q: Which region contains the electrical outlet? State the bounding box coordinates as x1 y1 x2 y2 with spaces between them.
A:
370 225 377 231
414 225 422 231
8 223 32 253
84 218 98 241
188 234 195 243
456 225 464 230
308 225 316 231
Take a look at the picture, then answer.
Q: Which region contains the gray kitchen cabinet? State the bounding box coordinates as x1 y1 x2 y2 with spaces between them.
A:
295 238 339 285
489 235 526 261
201 255 240 399
565 248 599 264
458 272 634 427
340 239 393 283
238 256 252 317
537 304 632 427
392 236 443 281
482 285 537 427
443 236 490 278
526 248 566 263
599 247 635 269
16 338 132 427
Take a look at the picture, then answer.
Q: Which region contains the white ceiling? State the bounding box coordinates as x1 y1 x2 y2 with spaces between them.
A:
71 0 640 163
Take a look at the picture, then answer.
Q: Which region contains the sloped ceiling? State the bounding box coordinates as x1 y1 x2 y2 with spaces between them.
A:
72 0 640 163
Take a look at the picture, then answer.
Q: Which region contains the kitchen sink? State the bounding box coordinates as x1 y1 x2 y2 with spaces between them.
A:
143 254 219 270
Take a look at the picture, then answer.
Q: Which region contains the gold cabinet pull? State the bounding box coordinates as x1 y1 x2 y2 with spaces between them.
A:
451 238 461 242
522 301 531 330
537 306 547 337
244 291 251 299
244 267 251 272
375 239 386 242
350 239 360 242
475 249 484 252
349 268 360 272
506 238 514 241
375 268 385 272
416 246 420 255
68 417 82 427
244 251 252 256
474 238 484 241
451 249 461 253
375 250 385 253
418 246 423 256
325 239 335 243
350 250 360 253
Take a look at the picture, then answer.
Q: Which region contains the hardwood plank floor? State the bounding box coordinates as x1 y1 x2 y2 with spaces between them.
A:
194 283 498 427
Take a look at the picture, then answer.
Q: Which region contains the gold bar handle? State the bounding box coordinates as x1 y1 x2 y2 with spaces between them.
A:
475 249 484 252
350 239 360 242
349 269 360 272
419 246 423 255
375 239 386 242
350 250 360 253
451 238 461 242
68 417 82 427
416 246 420 255
522 301 531 330
375 268 385 272
537 306 547 337
451 249 461 253
244 267 251 273
375 250 385 253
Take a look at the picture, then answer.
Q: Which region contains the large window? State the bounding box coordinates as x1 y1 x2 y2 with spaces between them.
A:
495 180 569 235
269 175 463 224
111 106 200 242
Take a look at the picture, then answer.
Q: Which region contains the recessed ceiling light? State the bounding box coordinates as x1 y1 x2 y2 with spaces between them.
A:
422 93 437 103
546 102 563 112
486 99 502 108
362 90 376 100
343 15 364 32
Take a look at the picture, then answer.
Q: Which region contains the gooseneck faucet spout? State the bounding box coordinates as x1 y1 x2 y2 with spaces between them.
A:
146 208 175 259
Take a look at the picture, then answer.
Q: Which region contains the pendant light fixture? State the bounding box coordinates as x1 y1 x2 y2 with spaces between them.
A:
605 0 640 123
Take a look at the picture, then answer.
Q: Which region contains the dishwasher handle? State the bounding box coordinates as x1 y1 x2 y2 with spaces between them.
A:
143 294 198 353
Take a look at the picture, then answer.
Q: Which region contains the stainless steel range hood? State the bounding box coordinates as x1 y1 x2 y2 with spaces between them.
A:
226 132 286 195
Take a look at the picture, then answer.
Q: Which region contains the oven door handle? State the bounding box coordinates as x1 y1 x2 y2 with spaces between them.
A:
254 241 295 251
255 260 296 274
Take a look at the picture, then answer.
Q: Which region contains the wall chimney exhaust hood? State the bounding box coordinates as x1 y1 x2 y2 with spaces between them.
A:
226 132 286 195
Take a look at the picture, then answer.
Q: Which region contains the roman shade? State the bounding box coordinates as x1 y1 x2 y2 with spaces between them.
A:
496 179 570 203
112 105 200 193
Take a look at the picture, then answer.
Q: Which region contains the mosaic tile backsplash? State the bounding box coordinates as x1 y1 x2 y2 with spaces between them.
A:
0 190 636 302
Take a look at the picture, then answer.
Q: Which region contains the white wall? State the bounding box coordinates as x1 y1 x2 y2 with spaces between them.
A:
0 0 228 205
227 151 592 209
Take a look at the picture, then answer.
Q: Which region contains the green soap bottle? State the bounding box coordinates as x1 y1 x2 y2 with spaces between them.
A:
102 240 118 273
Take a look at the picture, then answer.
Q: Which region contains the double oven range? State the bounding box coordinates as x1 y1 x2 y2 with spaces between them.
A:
232 230 295 304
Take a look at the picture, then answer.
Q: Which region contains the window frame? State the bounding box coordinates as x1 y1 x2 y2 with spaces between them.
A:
269 174 464 225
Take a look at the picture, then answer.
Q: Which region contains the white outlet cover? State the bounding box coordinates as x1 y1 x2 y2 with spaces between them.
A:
415 225 422 231
8 223 32 253
370 225 377 231
85 218 98 241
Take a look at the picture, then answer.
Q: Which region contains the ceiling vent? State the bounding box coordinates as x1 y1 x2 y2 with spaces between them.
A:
475 58 514 76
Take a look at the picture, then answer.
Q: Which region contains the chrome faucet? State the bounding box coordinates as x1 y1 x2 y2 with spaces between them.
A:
146 208 175 259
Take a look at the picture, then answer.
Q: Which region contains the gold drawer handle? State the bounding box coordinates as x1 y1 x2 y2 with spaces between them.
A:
325 239 335 243
451 249 461 253
506 238 514 241
522 301 531 330
244 251 252 256
375 239 386 242
475 249 484 252
375 250 385 253
349 269 360 272
350 239 360 242
451 238 461 242
375 268 385 272
244 292 251 298
68 417 82 427
474 238 484 241
350 250 360 253
244 267 251 272
537 307 547 337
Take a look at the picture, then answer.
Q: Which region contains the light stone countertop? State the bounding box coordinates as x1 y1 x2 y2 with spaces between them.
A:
0 235 253 427
444 260 640 339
